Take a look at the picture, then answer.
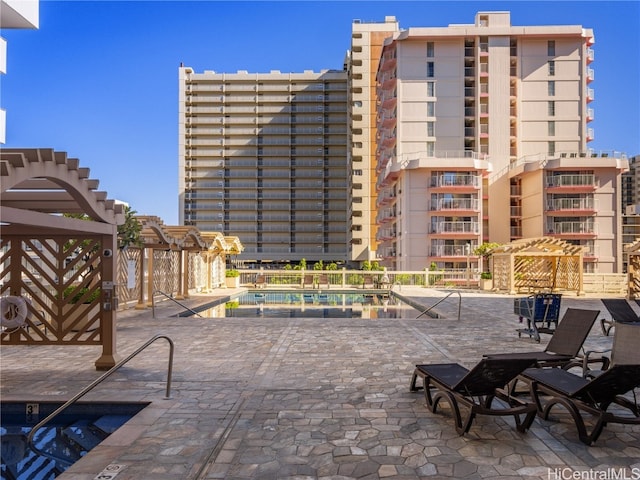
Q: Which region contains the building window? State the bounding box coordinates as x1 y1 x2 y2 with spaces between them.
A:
547 40 556 56
548 101 555 116
548 121 555 136
427 121 435 137
353 169 363 176
548 80 555 96
427 81 435 97
427 142 435 156
427 101 435 117
548 60 555 76
427 42 435 58
548 141 556 156
427 62 435 78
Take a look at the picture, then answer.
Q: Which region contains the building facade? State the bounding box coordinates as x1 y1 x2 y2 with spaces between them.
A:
178 68 349 265
374 11 628 273
347 16 400 265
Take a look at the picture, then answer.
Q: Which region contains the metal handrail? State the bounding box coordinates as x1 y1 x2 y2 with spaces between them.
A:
26 334 174 462
153 289 202 318
416 291 462 321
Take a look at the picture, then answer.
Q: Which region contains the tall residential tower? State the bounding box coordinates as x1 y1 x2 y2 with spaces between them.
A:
178 68 349 265
374 11 627 272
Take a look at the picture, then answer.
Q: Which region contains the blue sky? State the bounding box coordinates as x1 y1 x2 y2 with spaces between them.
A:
3 1 639 225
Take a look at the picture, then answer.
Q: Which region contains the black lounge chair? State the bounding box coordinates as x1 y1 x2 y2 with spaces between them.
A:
599 298 640 336
410 357 538 434
575 323 639 383
485 308 600 368
521 364 640 445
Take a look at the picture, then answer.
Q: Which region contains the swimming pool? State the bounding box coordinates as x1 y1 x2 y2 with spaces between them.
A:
183 291 420 318
1 401 148 479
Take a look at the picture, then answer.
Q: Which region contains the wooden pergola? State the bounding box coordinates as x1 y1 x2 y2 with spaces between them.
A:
121 218 243 309
1 148 124 370
625 239 640 299
491 237 584 295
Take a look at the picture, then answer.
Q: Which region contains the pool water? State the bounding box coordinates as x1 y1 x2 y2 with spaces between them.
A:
188 291 419 318
1 401 148 479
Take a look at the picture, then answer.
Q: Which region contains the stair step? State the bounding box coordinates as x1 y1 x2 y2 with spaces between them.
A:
92 414 133 434
62 420 107 452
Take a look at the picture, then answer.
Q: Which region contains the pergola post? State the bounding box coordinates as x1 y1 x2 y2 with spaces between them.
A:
135 246 147 310
182 250 191 299
146 250 155 307
94 230 120 370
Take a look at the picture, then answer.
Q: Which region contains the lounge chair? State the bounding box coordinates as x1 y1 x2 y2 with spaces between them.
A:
362 274 374 289
485 308 600 368
577 323 639 383
521 364 640 445
410 357 538 434
599 298 640 336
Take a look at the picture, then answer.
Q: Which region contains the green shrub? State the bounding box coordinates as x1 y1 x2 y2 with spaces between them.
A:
225 269 240 278
63 286 100 304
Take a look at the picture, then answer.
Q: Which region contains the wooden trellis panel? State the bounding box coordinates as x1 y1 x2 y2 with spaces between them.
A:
116 248 140 306
1 235 103 344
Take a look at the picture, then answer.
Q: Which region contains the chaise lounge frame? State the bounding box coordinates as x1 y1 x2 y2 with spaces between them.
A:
410 358 538 435
521 364 640 445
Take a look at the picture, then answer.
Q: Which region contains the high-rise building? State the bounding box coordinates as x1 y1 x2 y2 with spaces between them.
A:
178 68 349 265
347 16 399 265
374 11 628 273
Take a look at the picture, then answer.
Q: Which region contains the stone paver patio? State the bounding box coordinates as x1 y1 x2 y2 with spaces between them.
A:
1 287 638 479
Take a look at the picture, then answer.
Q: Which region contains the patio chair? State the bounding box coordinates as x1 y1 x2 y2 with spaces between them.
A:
599 298 640 336
318 274 330 289
362 274 374 289
302 274 314 289
485 308 600 368
410 357 538 435
520 363 640 445
577 323 640 384
254 274 266 289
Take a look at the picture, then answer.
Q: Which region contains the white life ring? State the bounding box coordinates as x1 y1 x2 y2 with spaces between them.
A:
0 296 29 329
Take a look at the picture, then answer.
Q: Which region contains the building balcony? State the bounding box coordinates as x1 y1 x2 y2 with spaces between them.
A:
586 68 595 83
376 193 396 207
546 198 595 215
546 174 596 191
376 208 397 224
546 221 597 237
429 198 479 212
430 244 477 258
430 174 480 190
586 88 594 103
430 221 479 236
376 229 397 241
586 47 594 63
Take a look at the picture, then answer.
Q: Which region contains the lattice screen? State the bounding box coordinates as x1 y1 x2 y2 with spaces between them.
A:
1 235 103 344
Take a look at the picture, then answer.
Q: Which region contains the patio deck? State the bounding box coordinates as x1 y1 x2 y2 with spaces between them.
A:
1 288 638 479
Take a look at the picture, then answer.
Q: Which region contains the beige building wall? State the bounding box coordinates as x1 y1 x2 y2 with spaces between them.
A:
348 17 399 265
374 11 628 273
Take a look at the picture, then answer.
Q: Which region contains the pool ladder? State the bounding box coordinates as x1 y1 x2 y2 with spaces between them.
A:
415 291 462 320
26 334 174 464
153 289 202 317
